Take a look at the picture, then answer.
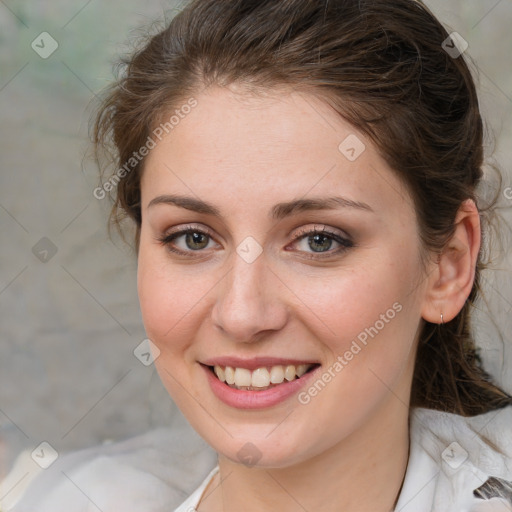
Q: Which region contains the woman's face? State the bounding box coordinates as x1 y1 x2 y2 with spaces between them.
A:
138 85 431 467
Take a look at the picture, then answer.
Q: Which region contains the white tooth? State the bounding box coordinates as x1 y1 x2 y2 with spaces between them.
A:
214 365 225 382
284 365 296 381
234 368 252 387
269 365 285 384
296 364 308 377
225 366 235 385
251 368 270 388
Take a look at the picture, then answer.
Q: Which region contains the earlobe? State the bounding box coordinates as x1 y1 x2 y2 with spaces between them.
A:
421 199 481 324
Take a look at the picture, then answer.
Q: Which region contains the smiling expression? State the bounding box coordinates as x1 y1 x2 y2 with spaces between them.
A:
137 85 431 467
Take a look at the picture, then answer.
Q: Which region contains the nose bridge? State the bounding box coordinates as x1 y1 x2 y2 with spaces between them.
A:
212 249 286 342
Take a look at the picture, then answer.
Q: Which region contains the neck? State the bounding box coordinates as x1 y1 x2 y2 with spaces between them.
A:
202 394 411 512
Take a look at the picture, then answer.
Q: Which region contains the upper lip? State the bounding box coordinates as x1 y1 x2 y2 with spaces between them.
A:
201 356 320 371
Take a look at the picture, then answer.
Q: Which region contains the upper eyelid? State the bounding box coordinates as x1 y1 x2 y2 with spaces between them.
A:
163 223 348 240
292 224 350 239
165 224 217 241
162 224 351 252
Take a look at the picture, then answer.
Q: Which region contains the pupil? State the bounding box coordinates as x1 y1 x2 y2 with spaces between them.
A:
309 234 332 252
186 232 208 250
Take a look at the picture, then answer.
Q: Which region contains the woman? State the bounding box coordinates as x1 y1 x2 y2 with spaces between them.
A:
4 0 512 511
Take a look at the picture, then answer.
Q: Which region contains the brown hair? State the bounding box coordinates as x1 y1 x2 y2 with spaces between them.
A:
93 0 512 416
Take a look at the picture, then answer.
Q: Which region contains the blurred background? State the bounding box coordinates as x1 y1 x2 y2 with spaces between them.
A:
0 0 511 486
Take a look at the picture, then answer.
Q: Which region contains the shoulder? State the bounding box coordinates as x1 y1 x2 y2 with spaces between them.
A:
404 406 512 511
411 405 512 465
1 425 217 512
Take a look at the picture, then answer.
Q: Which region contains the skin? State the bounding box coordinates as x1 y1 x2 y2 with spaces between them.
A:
137 85 481 512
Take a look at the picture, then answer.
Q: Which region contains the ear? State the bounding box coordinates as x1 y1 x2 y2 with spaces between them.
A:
421 199 481 324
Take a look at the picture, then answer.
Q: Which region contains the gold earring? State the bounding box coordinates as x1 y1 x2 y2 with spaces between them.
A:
440 313 444 325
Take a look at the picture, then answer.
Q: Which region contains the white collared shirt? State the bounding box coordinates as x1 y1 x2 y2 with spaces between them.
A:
3 406 512 512
173 407 512 512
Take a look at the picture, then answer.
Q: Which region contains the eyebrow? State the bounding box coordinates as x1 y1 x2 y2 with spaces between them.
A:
147 194 374 220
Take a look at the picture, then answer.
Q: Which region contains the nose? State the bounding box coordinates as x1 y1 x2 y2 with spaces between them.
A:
211 250 288 343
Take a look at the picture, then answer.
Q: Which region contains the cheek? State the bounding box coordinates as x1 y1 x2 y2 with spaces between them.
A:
290 266 420 429
136 248 208 405
137 245 185 344
298 263 410 337
137 244 216 350
293 253 422 377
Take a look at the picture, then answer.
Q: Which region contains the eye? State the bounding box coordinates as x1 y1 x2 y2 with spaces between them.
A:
288 225 353 258
156 225 219 255
156 223 353 260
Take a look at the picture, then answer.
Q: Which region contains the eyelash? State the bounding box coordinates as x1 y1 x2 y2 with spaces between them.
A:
156 224 354 260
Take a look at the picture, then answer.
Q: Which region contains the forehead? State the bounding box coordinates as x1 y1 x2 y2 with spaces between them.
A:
141 85 412 221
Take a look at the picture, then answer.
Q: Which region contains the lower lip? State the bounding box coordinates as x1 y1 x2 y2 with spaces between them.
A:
201 364 321 409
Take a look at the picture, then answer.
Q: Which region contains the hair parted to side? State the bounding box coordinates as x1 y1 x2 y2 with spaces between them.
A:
93 0 512 416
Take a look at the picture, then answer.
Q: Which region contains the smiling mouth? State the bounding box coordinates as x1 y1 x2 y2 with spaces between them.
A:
208 363 320 391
